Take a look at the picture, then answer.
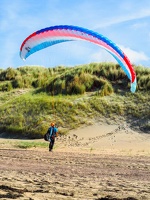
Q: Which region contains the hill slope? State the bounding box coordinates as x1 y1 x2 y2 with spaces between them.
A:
0 63 150 138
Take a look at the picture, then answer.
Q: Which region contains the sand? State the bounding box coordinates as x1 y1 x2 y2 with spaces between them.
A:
0 122 150 200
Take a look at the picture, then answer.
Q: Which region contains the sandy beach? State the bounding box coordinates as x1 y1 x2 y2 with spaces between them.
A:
0 122 150 200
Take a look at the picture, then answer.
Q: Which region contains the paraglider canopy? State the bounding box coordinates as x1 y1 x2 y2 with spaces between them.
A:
20 25 136 93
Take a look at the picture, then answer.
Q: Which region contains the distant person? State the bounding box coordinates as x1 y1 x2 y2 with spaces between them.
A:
47 122 58 152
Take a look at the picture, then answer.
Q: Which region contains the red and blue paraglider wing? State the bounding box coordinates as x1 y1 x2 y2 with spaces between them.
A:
20 25 136 93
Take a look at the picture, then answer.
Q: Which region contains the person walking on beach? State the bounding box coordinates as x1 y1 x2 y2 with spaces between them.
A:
47 122 58 152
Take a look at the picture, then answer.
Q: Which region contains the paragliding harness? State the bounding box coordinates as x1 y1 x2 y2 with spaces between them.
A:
44 132 49 141
44 127 55 141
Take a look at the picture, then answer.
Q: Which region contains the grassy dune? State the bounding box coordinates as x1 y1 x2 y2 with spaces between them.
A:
0 62 150 138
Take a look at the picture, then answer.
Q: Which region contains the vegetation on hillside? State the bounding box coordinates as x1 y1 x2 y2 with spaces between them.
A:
0 62 150 138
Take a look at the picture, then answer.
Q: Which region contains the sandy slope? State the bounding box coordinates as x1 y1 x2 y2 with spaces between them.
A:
59 123 150 156
0 122 150 200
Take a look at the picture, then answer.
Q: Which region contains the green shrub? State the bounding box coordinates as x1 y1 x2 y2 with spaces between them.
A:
99 82 114 96
0 82 13 91
0 68 18 81
12 76 24 88
67 82 85 94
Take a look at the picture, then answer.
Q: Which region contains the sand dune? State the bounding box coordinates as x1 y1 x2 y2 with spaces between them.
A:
59 123 150 156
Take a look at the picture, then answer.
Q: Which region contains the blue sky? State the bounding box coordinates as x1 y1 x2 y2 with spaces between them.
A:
0 0 150 69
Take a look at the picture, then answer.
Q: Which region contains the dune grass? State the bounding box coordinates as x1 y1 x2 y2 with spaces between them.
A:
0 62 150 138
14 141 48 149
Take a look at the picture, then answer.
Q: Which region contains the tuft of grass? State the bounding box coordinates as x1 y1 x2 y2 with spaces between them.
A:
14 141 48 149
